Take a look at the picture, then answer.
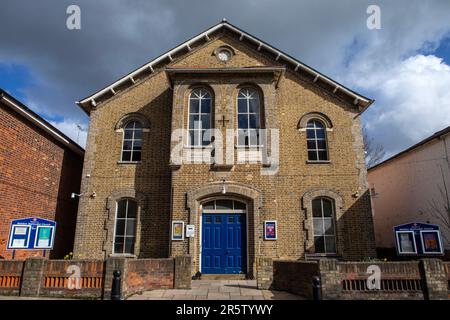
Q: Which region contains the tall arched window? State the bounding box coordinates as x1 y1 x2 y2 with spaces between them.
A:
237 87 261 147
306 120 328 161
188 88 212 147
312 197 336 254
113 199 137 254
121 121 142 162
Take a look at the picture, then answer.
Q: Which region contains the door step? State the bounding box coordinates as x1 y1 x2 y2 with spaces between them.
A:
200 274 247 280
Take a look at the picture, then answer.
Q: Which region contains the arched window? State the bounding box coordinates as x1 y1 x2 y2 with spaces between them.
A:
188 88 212 146
113 199 137 254
306 120 328 161
237 87 261 147
312 197 336 254
121 121 142 162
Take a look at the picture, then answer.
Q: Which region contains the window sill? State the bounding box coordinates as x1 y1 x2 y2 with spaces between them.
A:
306 160 331 164
210 163 234 171
184 145 214 150
235 145 265 149
305 253 340 260
108 253 137 259
117 161 142 165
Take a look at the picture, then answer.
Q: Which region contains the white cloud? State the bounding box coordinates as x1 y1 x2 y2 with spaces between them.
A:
49 119 87 149
359 54 450 156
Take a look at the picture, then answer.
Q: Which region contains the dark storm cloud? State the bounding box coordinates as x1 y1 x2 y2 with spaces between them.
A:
0 0 449 153
0 0 369 120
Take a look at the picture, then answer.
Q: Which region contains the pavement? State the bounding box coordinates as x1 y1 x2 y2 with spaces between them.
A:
127 279 303 300
0 296 72 300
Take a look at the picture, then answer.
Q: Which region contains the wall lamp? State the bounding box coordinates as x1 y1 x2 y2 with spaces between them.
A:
71 192 96 199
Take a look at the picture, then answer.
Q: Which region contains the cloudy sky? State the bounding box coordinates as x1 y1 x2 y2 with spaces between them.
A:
0 0 449 159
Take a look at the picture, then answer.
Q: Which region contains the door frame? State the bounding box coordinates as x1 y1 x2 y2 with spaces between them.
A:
199 199 249 274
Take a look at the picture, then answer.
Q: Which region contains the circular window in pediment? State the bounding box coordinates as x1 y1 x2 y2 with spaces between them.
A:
217 49 231 62
213 46 235 63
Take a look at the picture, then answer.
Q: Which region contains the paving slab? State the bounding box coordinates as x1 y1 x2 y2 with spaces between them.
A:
127 279 303 300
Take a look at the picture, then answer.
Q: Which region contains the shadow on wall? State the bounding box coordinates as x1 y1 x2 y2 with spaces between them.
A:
51 149 83 259
134 89 173 258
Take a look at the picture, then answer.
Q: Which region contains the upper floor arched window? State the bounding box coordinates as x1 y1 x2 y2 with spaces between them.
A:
188 88 212 147
121 121 143 162
237 87 261 147
306 119 328 161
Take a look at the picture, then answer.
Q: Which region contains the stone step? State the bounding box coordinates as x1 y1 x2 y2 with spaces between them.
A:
199 274 247 280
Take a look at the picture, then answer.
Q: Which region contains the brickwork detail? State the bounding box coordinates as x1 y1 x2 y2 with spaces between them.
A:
420 259 448 300
256 257 274 290
174 255 192 289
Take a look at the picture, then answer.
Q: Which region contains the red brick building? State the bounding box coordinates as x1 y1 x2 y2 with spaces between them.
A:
0 88 84 260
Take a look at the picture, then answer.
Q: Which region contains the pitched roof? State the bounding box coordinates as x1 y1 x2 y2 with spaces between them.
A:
368 125 450 171
0 88 85 156
77 19 374 115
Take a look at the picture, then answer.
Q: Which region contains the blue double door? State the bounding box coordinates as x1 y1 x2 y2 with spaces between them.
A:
201 213 246 274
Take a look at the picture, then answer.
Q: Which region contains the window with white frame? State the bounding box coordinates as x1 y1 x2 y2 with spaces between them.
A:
237 88 261 147
312 197 336 254
306 120 328 161
121 121 142 162
113 199 137 254
188 88 212 147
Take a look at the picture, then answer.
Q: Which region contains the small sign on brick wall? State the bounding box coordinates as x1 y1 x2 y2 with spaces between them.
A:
185 225 195 238
171 221 184 241
264 220 277 240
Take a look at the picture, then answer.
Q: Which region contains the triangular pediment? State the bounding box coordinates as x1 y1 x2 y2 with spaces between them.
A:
77 20 373 114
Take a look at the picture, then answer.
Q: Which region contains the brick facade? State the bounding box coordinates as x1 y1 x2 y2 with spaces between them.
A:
0 94 84 260
73 24 376 277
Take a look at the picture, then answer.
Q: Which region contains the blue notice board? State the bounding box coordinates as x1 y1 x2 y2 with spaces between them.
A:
394 222 443 255
7 217 56 250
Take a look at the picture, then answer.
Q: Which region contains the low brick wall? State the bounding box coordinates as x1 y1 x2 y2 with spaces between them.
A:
271 260 319 299
125 258 174 296
0 260 24 296
258 258 449 300
336 261 424 300
41 260 105 298
0 256 192 299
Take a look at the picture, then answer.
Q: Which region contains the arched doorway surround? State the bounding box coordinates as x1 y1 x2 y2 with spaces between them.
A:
186 181 263 277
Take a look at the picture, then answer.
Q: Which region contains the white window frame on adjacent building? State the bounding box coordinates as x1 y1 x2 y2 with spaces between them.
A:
113 198 137 255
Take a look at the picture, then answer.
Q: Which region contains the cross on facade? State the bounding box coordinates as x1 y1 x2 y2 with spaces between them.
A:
219 115 229 127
